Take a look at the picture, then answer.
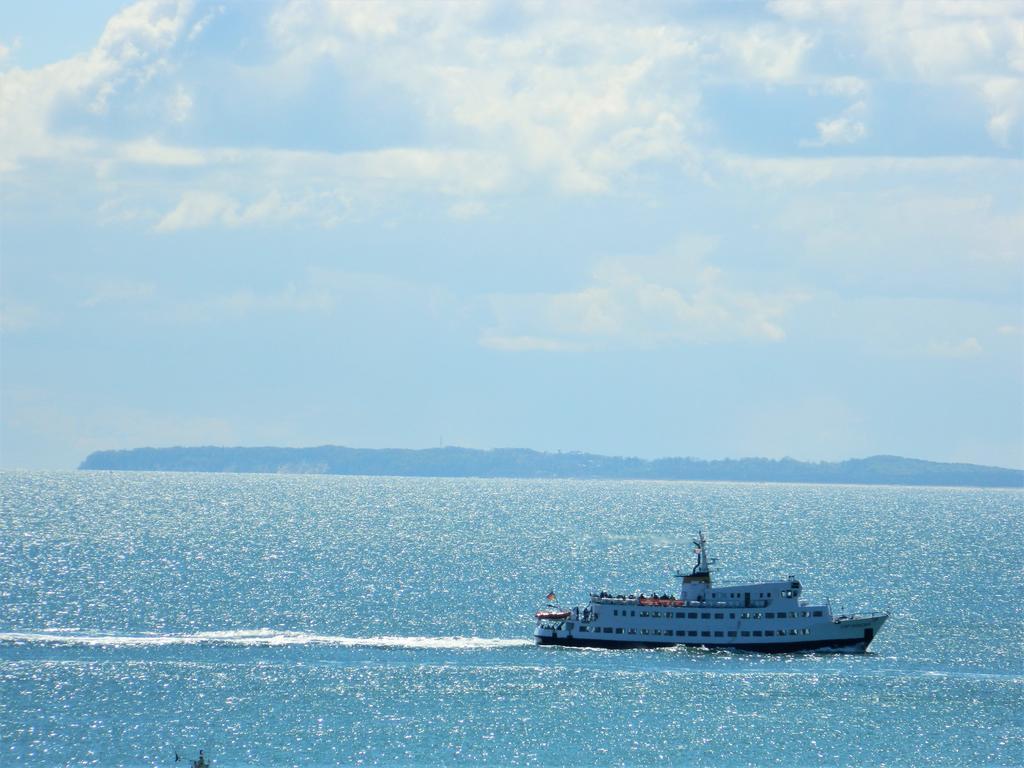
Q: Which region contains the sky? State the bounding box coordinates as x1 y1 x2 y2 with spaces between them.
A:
1 0 1022 471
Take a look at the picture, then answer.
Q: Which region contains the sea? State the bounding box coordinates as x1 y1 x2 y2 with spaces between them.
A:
0 470 1021 767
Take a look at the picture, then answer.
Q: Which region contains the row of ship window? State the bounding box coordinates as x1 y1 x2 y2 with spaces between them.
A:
710 590 797 600
577 627 813 638
612 609 824 619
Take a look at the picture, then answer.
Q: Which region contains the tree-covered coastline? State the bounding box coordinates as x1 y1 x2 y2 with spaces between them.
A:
78 446 1023 488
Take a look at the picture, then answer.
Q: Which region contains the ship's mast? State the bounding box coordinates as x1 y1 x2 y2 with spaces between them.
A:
695 530 710 575
678 529 712 584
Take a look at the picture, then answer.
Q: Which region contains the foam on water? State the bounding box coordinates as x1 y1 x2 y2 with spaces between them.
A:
0 629 532 650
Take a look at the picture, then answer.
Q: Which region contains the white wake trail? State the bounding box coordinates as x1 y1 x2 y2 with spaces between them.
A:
0 629 532 650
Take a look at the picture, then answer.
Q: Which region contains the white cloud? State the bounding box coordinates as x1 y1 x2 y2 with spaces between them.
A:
482 244 803 351
822 76 869 97
268 2 703 194
10 0 705 227
118 137 205 166
803 99 868 146
769 0 1024 146
927 337 984 358
154 190 314 232
769 187 1024 302
81 281 155 308
981 77 1024 145
2 0 1021 233
479 334 576 352
97 0 194 61
725 26 813 82
0 302 41 333
97 196 159 225
168 269 453 326
0 37 20 64
147 145 507 231
215 283 335 316
997 324 1023 335
330 148 508 197
0 0 195 172
803 77 871 147
154 190 240 231
716 152 1021 186
448 200 487 220
187 4 223 42
167 280 334 324
167 83 193 123
812 115 867 145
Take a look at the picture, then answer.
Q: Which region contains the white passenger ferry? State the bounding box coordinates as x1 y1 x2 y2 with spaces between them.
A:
534 531 887 652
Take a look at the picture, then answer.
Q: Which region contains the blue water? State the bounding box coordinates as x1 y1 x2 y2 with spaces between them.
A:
1 471 1021 767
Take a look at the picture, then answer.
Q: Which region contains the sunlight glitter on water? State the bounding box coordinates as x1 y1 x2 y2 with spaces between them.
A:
1 470 1022 766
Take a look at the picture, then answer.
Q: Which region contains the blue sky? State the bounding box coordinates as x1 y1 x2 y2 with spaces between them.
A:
1 0 1022 470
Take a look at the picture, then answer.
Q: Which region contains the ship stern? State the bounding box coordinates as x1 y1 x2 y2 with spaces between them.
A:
533 622 562 645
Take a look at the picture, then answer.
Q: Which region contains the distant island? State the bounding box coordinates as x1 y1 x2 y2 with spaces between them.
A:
78 446 1023 488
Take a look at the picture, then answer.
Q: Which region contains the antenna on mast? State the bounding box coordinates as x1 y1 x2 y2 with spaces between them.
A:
680 529 712 584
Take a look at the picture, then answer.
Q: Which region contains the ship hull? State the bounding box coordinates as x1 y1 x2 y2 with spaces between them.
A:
534 634 870 653
534 614 886 653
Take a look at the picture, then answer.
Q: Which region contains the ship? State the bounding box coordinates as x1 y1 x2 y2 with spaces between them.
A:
534 531 888 652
